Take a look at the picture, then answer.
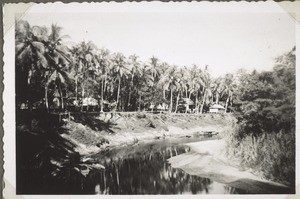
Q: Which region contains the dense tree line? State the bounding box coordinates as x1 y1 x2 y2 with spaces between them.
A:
226 47 295 186
16 20 236 113
234 47 295 137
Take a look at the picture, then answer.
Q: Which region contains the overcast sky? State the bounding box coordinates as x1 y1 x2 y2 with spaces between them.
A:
21 2 295 77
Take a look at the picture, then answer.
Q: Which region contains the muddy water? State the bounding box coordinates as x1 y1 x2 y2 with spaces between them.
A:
83 135 248 194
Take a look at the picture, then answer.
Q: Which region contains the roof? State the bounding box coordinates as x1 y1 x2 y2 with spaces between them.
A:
210 104 225 109
179 98 195 105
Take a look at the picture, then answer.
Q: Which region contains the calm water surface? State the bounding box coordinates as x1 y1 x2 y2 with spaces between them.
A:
81 134 247 194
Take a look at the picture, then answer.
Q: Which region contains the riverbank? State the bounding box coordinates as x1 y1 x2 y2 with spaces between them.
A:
61 112 235 155
167 139 294 194
16 111 235 194
16 111 295 194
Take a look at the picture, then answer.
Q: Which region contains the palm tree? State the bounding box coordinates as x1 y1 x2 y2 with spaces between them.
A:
15 21 48 106
96 48 111 112
221 73 235 113
199 65 212 114
44 24 71 110
127 54 142 110
159 66 180 113
71 41 98 99
148 56 161 81
211 77 223 105
111 53 128 110
46 67 69 110
136 64 153 111
187 65 205 113
174 68 188 113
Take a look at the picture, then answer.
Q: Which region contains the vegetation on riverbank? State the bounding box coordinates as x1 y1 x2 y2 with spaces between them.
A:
225 47 295 187
64 112 234 154
16 111 234 193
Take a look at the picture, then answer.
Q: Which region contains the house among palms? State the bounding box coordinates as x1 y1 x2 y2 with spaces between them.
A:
209 104 225 113
177 98 195 113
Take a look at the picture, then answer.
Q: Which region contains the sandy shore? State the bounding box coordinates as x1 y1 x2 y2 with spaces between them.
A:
168 139 294 194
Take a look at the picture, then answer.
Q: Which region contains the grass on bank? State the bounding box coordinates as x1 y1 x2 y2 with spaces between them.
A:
224 125 295 187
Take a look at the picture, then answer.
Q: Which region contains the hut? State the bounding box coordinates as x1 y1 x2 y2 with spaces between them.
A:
209 104 225 113
178 98 195 113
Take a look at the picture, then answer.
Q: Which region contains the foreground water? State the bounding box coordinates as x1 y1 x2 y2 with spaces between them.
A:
79 134 247 194
18 133 247 194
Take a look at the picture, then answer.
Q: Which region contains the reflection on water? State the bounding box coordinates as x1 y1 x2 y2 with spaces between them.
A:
78 135 247 194
18 134 247 194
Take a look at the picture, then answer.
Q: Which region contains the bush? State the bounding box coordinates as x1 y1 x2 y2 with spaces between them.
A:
225 127 295 186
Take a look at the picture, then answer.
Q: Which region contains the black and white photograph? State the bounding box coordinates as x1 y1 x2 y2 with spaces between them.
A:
3 1 299 197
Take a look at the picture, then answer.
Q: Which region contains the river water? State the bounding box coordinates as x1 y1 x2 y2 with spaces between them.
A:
80 134 248 194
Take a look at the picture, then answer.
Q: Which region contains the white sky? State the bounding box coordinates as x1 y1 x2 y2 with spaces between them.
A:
21 2 296 77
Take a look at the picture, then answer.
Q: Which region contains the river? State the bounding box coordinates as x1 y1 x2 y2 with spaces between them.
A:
80 134 248 194
18 132 292 194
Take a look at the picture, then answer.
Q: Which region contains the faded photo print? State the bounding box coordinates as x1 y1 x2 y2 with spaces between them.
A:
3 1 297 197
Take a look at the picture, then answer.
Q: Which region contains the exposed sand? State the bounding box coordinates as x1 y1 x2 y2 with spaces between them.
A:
168 140 294 194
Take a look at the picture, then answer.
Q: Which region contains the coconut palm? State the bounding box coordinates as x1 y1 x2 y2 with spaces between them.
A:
148 56 161 81
221 73 235 113
15 21 48 106
159 66 180 113
45 24 72 108
127 54 142 109
174 68 188 113
199 66 213 114
71 41 98 99
111 52 128 110
211 77 223 105
45 67 69 110
96 48 111 112
187 65 205 113
136 64 154 111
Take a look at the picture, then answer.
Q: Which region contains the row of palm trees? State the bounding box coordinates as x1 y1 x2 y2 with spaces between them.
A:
15 20 236 113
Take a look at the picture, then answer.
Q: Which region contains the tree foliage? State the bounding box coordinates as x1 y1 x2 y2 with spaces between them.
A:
16 20 237 113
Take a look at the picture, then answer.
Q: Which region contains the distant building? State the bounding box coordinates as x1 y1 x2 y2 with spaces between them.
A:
177 98 195 113
209 104 225 113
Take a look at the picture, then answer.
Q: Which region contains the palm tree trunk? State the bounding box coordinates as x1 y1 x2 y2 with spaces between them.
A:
45 85 49 110
138 94 141 111
188 91 192 100
128 78 133 110
175 92 180 113
200 90 206 114
104 76 107 101
195 91 199 113
163 88 166 100
75 77 78 100
59 84 64 110
169 89 173 113
81 84 85 98
100 78 104 112
216 92 219 104
225 97 229 113
186 91 192 113
116 76 121 111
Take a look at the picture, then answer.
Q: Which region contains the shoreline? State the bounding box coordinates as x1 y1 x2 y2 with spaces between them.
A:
61 113 234 155
168 139 294 194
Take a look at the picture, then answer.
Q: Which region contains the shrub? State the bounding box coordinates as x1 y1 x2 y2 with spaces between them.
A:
225 127 295 186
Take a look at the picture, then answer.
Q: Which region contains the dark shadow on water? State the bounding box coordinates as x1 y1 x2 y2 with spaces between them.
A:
16 110 103 194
